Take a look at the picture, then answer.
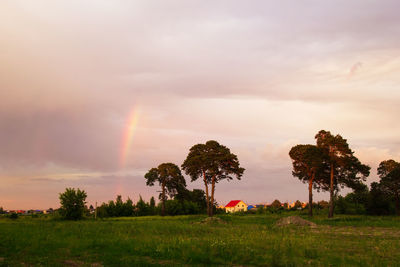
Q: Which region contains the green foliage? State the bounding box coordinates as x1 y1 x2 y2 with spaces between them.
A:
162 199 201 216
149 196 156 215
335 184 369 215
315 130 370 217
182 140 245 183
0 207 4 214
174 188 208 213
145 162 186 216
332 182 400 216
289 144 329 216
182 140 245 216
315 130 371 189
317 200 329 209
366 182 396 215
135 196 151 216
267 200 285 214
8 213 18 220
97 195 135 218
377 159 400 215
289 144 327 186
59 188 87 220
270 199 282 209
335 195 365 215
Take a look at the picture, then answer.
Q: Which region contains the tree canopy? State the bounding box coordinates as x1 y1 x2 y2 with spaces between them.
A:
144 162 186 216
315 130 370 217
377 159 400 215
182 140 244 216
59 188 87 220
289 144 327 216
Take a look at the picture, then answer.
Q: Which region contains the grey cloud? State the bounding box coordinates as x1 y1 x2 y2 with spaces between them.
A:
1 1 400 209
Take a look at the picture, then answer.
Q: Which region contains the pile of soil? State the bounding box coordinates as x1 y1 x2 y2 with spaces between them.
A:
275 216 317 228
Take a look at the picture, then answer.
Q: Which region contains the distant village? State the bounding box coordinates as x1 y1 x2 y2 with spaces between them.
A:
219 199 327 213
0 205 96 215
1 199 327 215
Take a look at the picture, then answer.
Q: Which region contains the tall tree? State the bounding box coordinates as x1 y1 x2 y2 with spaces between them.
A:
315 130 370 218
377 159 400 215
289 144 327 216
182 140 245 217
144 163 186 216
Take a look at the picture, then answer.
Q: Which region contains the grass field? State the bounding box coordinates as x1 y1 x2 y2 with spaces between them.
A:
1 213 400 266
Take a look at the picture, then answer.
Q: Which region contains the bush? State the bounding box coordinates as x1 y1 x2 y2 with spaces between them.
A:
96 195 135 217
9 213 18 219
163 200 201 216
59 188 87 220
366 182 395 215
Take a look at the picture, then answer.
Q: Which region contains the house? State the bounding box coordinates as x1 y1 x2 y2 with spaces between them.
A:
247 205 255 211
225 200 248 213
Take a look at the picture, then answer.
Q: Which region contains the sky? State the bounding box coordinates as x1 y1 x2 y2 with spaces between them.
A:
1 0 400 209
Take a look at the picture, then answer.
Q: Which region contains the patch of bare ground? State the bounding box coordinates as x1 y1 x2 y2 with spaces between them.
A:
276 216 317 228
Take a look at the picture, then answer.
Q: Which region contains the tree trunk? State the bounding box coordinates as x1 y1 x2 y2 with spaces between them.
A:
210 175 216 217
328 163 335 218
395 193 400 216
203 171 210 216
308 173 314 217
161 183 166 216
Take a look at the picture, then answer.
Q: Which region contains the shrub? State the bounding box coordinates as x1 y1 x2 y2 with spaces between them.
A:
9 213 18 219
97 195 136 218
59 188 87 220
162 199 201 216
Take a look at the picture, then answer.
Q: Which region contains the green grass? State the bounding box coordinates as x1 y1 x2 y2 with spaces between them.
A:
1 214 400 266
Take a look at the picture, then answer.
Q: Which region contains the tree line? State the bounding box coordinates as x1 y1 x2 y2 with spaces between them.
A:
55 140 243 220
56 187 212 220
51 134 400 220
289 130 400 217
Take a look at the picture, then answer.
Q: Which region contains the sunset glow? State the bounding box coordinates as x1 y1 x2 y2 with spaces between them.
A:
1 1 400 210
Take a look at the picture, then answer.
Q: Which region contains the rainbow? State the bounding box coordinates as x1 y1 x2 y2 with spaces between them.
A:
120 108 140 168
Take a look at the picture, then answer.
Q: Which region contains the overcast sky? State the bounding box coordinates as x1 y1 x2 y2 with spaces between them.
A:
1 0 400 209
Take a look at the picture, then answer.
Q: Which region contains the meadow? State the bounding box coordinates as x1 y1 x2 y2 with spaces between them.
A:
1 213 400 266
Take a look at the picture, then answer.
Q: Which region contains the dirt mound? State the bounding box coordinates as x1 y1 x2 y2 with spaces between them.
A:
275 216 317 228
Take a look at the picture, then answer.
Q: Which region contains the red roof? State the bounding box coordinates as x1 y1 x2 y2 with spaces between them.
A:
225 200 242 207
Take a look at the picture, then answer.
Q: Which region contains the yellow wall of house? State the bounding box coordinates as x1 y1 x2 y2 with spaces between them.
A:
225 201 247 213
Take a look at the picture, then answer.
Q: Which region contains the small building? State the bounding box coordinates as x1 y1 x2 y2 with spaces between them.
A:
225 200 248 213
247 205 255 211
